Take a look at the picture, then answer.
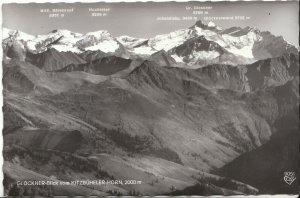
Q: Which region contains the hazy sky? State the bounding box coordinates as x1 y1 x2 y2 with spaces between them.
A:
2 2 299 45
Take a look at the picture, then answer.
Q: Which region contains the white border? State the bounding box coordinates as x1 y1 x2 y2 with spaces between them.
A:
1 0 300 3
0 0 299 197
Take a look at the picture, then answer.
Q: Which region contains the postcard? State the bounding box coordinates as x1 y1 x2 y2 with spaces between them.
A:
1 1 299 196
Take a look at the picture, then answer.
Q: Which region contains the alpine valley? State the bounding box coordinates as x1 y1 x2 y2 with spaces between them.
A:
2 20 299 196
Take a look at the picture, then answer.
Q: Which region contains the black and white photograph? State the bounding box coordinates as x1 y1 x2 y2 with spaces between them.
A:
1 1 299 196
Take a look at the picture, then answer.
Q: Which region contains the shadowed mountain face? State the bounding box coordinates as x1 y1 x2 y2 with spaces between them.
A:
58 56 132 76
169 36 227 65
252 32 298 60
171 36 225 57
26 48 86 71
148 50 177 67
244 54 299 90
217 77 299 194
2 19 299 196
79 50 108 62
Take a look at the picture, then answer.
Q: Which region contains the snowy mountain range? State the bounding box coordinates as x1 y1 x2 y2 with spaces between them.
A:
3 20 298 68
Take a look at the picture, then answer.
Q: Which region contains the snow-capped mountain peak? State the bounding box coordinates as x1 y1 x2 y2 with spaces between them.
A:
207 21 216 27
85 30 111 39
49 29 83 39
2 28 35 41
116 35 147 49
2 28 121 54
193 20 222 32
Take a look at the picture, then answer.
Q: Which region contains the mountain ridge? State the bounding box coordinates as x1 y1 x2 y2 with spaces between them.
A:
3 20 298 68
